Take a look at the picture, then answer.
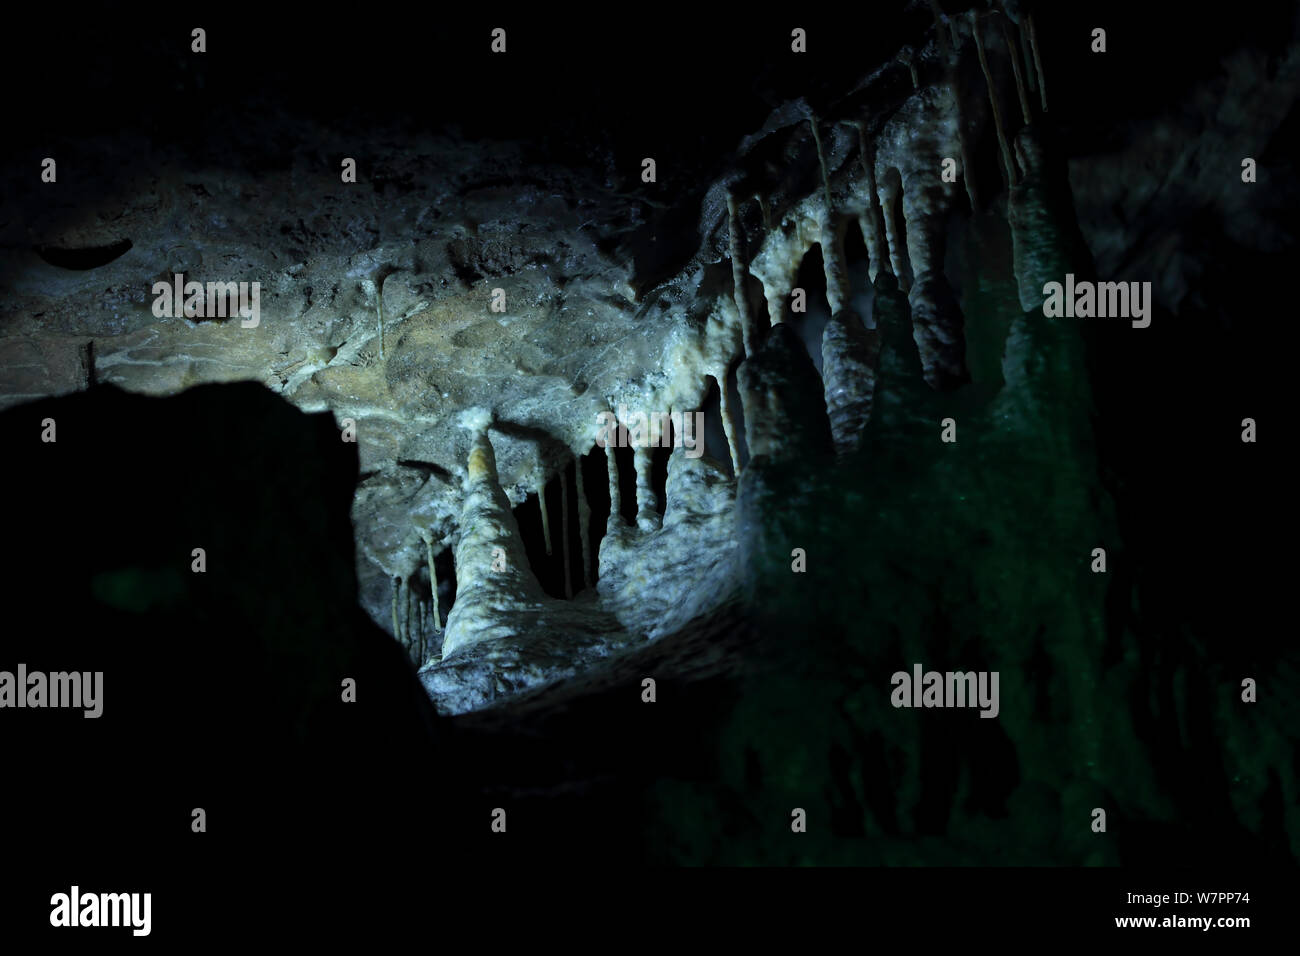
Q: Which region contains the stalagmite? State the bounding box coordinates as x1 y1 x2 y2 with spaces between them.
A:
560 463 573 598
634 445 660 533
1001 18 1033 126
727 192 756 358
423 531 442 632
1008 127 1091 312
574 456 592 589
971 10 1018 188
821 308 879 454
605 442 622 533
852 123 892 282
441 419 545 659
737 324 834 465
538 476 553 556
870 272 937 429
1027 13 1047 113
909 272 971 390
714 371 742 475
873 275 922 376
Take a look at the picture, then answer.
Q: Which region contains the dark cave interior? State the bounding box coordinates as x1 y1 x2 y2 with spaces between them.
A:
0 0 1294 933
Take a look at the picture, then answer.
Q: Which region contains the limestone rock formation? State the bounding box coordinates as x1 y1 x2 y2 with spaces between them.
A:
2 1 1294 870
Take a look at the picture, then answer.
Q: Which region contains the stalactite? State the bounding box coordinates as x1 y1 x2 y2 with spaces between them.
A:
898 157 970 392
748 193 823 329
809 116 851 315
1019 19 1037 93
727 192 756 358
423 531 442 632
560 463 573 598
714 371 742 475
417 600 425 662
538 476 553 556
899 169 944 284
1001 18 1033 126
634 445 660 533
405 580 414 657
1027 12 1047 113
808 116 833 214
956 110 980 213
928 0 952 61
925 10 980 213
822 218 851 316
821 306 878 454
755 193 772 233
605 442 622 533
574 455 592 589
876 170 909 290
971 10 1018 188
758 270 793 328
390 575 401 645
927 0 958 51
853 123 893 282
